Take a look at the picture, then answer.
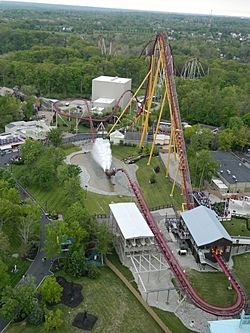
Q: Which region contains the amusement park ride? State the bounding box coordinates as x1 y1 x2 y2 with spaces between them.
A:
53 33 247 316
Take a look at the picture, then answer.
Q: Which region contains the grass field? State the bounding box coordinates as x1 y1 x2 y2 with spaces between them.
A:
108 252 195 333
222 217 250 237
7 258 195 333
7 267 163 333
13 144 182 215
186 269 237 307
233 252 250 298
112 145 183 209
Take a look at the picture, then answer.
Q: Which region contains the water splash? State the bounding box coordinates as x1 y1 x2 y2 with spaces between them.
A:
92 138 112 171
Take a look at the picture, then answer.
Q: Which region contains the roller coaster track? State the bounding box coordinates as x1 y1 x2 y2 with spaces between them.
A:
118 168 247 316
52 90 141 142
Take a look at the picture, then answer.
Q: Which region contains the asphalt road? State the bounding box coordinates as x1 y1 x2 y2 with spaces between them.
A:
0 151 19 168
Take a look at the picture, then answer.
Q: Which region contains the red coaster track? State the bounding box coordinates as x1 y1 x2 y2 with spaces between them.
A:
52 91 141 142
117 168 246 316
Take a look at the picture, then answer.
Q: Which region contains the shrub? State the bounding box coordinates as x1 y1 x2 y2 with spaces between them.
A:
27 304 44 326
87 265 100 279
149 174 156 184
154 166 160 173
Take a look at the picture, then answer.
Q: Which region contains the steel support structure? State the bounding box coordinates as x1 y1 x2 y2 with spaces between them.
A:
117 167 246 316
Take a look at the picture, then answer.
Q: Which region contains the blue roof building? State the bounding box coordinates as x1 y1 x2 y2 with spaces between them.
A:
180 206 232 247
179 206 232 263
208 310 250 333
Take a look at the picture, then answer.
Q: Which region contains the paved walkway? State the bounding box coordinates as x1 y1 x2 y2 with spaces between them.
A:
65 145 138 196
0 183 53 333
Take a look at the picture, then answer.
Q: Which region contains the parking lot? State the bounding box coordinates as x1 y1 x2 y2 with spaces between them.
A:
0 150 20 167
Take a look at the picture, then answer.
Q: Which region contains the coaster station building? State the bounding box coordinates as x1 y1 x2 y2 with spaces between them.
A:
109 203 155 264
166 206 233 267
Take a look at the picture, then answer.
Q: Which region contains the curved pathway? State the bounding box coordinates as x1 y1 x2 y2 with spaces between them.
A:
65 146 138 196
0 182 53 333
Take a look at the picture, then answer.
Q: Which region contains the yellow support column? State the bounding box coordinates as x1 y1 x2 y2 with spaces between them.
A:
148 77 168 165
165 125 174 177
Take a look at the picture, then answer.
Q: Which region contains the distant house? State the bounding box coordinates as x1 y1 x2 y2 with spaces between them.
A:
198 124 220 134
211 151 250 193
5 120 55 141
110 130 124 145
0 133 24 152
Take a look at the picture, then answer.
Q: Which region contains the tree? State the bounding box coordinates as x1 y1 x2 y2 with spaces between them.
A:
0 275 36 321
190 127 213 151
44 308 63 332
33 154 56 189
64 248 86 277
218 129 235 151
21 96 36 120
47 128 62 147
95 223 113 262
57 164 81 184
20 139 43 166
40 276 62 304
0 231 10 257
0 261 10 297
63 177 82 204
190 150 219 188
44 220 67 258
19 199 40 246
0 95 21 131
27 304 44 326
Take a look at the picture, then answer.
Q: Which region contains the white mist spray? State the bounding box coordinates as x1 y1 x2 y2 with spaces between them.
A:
92 138 112 171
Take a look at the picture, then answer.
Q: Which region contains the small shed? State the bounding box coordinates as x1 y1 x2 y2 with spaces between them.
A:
110 130 124 145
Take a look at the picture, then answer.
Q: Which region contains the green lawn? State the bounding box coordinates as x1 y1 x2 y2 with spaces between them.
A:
13 144 181 215
112 145 182 209
7 267 163 333
185 253 250 309
153 308 195 333
136 157 182 209
222 217 250 237
60 143 81 155
186 269 237 307
111 144 136 160
8 257 196 333
233 253 250 299
108 252 195 333
85 192 131 215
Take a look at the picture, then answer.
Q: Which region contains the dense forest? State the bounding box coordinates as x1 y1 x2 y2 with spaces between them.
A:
0 3 249 138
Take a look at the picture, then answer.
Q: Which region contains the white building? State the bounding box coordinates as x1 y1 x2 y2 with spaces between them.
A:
5 120 55 141
110 130 124 145
0 133 24 151
211 178 229 194
93 97 116 111
109 203 154 263
92 76 132 110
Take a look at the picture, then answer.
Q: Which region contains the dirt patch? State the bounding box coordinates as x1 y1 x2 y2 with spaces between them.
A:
56 276 83 308
72 311 98 331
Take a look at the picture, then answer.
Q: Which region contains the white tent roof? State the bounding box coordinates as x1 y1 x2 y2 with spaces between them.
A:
109 202 154 240
110 130 124 138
